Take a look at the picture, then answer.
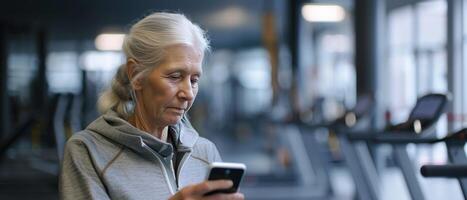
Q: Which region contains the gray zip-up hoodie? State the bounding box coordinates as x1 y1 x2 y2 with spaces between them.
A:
59 111 222 200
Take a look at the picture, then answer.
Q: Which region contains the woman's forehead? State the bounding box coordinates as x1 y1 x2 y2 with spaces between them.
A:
143 48 200 76
158 45 203 70
163 44 203 61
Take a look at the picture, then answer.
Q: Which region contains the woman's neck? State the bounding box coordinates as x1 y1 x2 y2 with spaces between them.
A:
128 109 166 139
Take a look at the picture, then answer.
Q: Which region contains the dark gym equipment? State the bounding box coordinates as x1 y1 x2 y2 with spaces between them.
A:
343 93 448 200
420 128 467 199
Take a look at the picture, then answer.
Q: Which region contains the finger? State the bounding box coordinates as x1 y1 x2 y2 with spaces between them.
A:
192 180 233 195
230 193 244 200
203 192 244 200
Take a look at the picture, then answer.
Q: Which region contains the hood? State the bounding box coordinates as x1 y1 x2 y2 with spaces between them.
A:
86 110 199 158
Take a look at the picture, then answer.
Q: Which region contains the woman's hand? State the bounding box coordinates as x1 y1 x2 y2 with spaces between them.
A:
169 180 244 200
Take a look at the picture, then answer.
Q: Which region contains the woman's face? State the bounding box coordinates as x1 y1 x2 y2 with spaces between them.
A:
136 45 203 127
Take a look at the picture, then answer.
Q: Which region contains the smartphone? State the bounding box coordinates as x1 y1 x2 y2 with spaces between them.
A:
204 162 246 196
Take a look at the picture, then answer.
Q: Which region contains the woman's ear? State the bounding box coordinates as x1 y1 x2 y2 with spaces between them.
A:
126 59 143 90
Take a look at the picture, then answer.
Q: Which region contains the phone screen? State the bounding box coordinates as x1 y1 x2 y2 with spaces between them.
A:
204 167 245 196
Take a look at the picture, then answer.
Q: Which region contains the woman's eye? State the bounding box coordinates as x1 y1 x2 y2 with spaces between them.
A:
169 74 181 79
191 77 200 85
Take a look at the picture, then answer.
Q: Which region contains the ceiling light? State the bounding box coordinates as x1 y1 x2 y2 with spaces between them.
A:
302 4 345 22
95 33 125 51
206 7 248 29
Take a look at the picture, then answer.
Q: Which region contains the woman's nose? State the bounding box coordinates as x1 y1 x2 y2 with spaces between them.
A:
178 79 194 101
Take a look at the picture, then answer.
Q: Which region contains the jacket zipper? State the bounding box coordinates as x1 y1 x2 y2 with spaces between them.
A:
176 149 192 187
142 144 176 195
169 158 177 190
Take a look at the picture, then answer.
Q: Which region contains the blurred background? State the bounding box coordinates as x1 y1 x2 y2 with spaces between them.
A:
1 0 467 199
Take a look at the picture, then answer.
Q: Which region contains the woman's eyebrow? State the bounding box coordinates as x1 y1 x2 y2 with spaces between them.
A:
166 65 202 75
164 65 187 72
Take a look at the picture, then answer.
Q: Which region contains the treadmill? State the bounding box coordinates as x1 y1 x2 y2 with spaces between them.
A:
343 93 448 200
420 128 467 199
264 94 374 200
301 95 375 200
329 95 380 200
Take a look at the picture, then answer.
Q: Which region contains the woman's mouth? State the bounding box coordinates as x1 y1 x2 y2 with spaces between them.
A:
168 107 185 114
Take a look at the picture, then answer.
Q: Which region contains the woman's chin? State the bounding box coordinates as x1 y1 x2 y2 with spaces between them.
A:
165 116 182 125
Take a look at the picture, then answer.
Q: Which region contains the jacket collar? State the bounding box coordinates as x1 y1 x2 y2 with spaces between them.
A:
86 110 199 158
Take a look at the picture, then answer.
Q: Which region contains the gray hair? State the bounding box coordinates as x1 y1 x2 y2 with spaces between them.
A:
97 12 209 119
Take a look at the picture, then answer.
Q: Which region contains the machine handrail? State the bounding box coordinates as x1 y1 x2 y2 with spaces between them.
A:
421 164 467 178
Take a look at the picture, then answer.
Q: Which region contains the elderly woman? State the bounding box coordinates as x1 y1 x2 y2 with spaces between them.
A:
59 12 244 200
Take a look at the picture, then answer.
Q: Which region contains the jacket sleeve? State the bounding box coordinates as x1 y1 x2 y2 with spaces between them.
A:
59 139 111 200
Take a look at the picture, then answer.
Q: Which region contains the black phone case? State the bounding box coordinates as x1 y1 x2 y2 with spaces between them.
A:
204 167 244 196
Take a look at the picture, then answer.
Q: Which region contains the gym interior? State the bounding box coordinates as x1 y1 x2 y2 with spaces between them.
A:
0 0 466 199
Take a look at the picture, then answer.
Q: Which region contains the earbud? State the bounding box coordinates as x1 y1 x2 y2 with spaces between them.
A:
125 89 137 115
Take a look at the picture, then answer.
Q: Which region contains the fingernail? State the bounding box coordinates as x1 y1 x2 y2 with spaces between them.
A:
224 180 233 186
235 193 245 199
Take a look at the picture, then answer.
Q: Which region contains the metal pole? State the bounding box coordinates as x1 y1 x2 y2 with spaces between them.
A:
447 0 463 132
0 24 8 140
354 0 386 128
36 28 48 112
288 0 304 120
